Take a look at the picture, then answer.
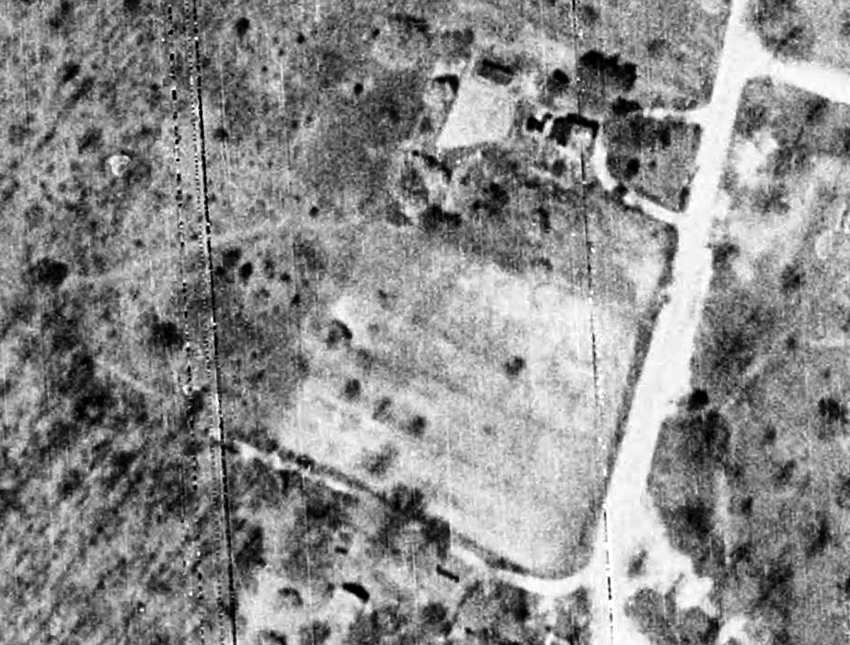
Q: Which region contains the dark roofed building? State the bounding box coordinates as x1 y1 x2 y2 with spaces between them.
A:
548 116 572 146
546 68 571 95
475 57 516 85
433 73 460 95
548 113 600 147
341 582 370 604
525 115 545 133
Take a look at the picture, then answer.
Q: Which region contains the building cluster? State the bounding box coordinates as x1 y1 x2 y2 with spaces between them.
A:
391 44 603 224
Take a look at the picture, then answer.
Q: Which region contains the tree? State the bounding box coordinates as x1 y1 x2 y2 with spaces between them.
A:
750 0 815 60
362 443 398 478
146 313 182 353
233 520 267 582
420 516 451 559
398 160 429 205
421 204 462 233
299 620 332 645
345 604 417 645
802 511 833 558
27 257 69 289
386 484 426 523
817 397 847 424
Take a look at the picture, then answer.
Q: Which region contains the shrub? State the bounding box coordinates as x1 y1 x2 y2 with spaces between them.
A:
420 601 450 635
77 127 103 153
836 475 850 509
363 443 397 478
420 516 451 559
56 466 85 500
756 551 795 618
234 17 251 39
67 75 96 106
102 449 139 490
779 263 804 294
686 388 710 412
405 415 427 438
59 60 81 84
386 484 426 523
259 630 288 645
28 257 69 289
234 520 266 574
239 262 254 282
293 237 327 274
221 246 242 270
503 356 526 378
817 397 847 424
299 620 332 645
546 68 571 95
803 511 833 558
372 396 393 421
421 204 462 233
46 0 73 31
342 378 362 401
625 588 676 643
148 315 182 352
7 122 32 146
677 499 714 540
398 161 429 204
578 49 638 95
71 380 114 425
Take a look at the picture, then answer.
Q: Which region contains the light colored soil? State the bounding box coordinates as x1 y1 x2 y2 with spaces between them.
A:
271 218 656 576
436 76 516 150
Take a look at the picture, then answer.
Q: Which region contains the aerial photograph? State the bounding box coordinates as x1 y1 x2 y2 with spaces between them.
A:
1 0 849 644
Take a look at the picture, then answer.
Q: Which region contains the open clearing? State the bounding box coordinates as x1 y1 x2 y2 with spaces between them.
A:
273 188 671 576
436 75 516 150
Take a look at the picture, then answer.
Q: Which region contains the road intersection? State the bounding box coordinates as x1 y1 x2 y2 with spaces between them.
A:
219 3 850 642
453 2 850 644
80 1 850 641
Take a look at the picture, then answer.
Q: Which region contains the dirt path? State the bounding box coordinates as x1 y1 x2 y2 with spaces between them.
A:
767 58 850 107
581 2 771 643
590 132 679 225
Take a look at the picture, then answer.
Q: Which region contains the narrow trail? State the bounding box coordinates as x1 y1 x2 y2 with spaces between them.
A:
590 133 679 226
210 16 850 645
62 205 297 294
77 4 850 642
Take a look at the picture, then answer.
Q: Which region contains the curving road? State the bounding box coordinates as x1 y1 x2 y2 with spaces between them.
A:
205 3 850 641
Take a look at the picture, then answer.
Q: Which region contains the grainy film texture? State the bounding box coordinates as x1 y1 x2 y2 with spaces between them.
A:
1 1 849 644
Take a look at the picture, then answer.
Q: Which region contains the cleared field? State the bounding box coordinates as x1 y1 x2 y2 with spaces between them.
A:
272 188 671 576
436 75 516 150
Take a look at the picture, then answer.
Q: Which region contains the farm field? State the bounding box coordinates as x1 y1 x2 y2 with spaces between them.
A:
0 0 720 643
648 80 850 645
270 178 674 576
